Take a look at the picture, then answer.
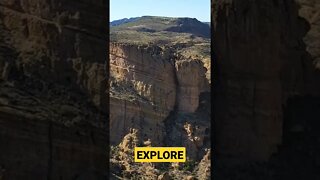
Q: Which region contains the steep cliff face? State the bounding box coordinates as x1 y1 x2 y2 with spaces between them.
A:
176 59 209 113
213 0 320 178
0 0 108 179
109 43 176 145
110 43 176 113
109 42 210 160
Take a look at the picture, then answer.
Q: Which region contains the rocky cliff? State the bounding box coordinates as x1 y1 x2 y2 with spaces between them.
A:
213 0 320 179
109 43 176 145
109 43 210 159
0 0 108 179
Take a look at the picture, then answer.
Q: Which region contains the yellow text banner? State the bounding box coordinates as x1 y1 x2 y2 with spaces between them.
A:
134 147 186 162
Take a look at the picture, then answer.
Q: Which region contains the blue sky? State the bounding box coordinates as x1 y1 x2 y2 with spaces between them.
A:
110 0 210 22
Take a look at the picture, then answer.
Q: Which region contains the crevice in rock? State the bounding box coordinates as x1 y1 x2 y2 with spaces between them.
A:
163 52 180 146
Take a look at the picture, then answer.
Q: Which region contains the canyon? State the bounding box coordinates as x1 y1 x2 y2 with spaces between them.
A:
109 43 210 147
109 17 211 179
109 43 210 177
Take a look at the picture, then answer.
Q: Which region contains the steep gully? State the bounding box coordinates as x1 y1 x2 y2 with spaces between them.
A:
163 52 181 149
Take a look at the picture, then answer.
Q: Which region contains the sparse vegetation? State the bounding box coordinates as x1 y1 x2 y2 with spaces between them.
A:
182 160 197 172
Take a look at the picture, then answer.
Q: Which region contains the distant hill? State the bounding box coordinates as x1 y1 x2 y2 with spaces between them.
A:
164 18 210 38
110 17 139 27
110 16 210 39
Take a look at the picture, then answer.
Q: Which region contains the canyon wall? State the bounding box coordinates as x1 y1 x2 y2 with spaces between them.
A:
109 43 176 145
0 0 108 178
109 43 210 159
213 0 320 163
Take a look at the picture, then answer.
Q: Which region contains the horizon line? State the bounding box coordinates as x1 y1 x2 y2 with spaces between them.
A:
110 15 211 22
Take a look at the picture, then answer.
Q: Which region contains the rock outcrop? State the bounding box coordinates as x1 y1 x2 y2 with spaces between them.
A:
195 149 211 180
0 0 108 179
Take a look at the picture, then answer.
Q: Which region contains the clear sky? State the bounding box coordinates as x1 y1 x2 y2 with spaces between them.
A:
110 0 210 22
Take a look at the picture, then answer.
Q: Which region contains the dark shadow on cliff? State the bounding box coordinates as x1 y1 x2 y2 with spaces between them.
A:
212 0 320 179
0 3 109 179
